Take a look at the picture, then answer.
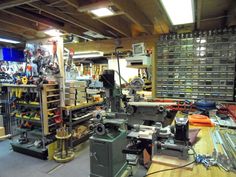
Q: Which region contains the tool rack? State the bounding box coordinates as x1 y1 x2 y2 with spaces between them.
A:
156 31 236 101
2 84 61 159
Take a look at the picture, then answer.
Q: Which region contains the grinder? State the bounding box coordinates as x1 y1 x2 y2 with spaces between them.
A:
174 117 189 143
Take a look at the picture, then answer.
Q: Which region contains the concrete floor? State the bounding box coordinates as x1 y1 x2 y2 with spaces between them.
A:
0 140 146 177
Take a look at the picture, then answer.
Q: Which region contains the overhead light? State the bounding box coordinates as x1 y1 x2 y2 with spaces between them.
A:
73 51 104 59
90 7 114 17
160 0 194 25
44 29 63 37
84 30 107 39
0 37 21 44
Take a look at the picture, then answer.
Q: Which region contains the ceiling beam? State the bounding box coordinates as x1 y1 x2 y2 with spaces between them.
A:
0 22 35 39
63 0 129 37
77 0 112 12
0 0 38 10
227 1 236 26
0 11 39 31
0 30 26 41
63 0 80 9
3 8 86 35
153 0 170 34
29 1 107 35
196 0 203 29
97 16 131 37
111 0 153 34
65 34 159 53
3 8 64 28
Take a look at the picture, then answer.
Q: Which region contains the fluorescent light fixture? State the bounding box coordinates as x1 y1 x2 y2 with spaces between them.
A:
90 7 114 17
44 29 63 37
0 37 21 44
73 51 104 59
160 0 194 25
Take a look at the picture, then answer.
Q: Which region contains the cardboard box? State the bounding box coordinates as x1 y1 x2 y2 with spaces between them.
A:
76 95 87 100
65 88 76 94
65 93 76 99
76 98 87 102
0 127 5 137
65 82 75 87
65 99 76 106
76 87 86 92
74 81 87 87
76 92 86 96
76 101 87 105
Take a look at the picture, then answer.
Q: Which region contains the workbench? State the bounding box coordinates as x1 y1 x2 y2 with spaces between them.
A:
146 125 236 177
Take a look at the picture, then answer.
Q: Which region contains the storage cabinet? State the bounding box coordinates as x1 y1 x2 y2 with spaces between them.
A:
156 31 236 101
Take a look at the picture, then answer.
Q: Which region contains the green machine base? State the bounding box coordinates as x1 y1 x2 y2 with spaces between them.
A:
90 130 127 177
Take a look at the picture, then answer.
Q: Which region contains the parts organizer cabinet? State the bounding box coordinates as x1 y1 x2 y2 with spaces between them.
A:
156 30 236 101
3 84 61 159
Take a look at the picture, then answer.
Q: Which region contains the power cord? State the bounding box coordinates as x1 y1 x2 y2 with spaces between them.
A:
143 160 195 177
144 146 197 177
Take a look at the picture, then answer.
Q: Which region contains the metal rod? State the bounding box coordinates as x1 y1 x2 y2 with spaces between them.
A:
115 47 123 90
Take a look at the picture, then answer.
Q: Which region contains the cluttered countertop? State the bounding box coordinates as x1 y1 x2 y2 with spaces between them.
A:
145 100 236 177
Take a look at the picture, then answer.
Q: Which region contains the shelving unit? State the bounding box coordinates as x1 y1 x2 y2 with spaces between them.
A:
62 101 103 148
156 32 236 101
2 84 61 159
0 85 9 134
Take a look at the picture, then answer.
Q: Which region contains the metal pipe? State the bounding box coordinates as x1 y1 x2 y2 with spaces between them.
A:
200 15 231 22
115 46 123 90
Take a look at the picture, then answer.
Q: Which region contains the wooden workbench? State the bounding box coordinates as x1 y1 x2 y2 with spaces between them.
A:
147 126 236 177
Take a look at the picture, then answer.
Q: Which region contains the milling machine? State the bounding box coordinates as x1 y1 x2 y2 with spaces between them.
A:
89 70 128 177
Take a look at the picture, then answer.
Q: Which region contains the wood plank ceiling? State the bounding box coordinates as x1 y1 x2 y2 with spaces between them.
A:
0 0 235 46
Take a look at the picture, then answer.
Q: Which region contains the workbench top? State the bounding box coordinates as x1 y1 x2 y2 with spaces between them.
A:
146 125 236 177
128 102 177 107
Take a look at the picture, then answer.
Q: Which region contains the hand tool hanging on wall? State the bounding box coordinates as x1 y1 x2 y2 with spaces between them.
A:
34 49 43 75
23 49 34 84
23 49 32 76
21 76 28 85
66 48 74 72
50 41 60 74
33 43 47 75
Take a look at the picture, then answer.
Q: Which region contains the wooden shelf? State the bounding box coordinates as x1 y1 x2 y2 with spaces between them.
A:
46 89 59 92
47 99 60 104
69 113 93 126
1 84 37 88
127 65 148 69
71 132 93 147
15 116 40 123
62 101 103 111
48 107 59 112
43 84 58 86
15 127 42 136
47 94 60 98
17 102 40 108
